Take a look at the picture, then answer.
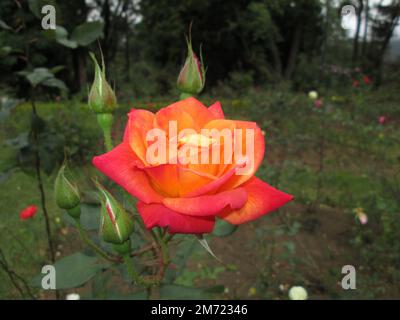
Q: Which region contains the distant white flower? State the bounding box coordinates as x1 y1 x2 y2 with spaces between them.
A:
66 293 80 300
288 286 308 300
308 91 318 100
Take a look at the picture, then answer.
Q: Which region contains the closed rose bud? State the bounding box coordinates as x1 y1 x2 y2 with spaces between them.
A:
97 184 134 245
54 165 80 212
88 52 117 114
177 36 206 96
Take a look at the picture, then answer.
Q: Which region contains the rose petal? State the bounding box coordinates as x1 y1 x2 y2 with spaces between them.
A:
208 101 225 119
137 202 215 234
124 109 156 166
155 97 215 132
219 177 293 225
163 188 247 216
92 143 163 204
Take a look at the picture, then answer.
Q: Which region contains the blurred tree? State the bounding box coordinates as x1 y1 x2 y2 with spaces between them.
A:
135 0 323 85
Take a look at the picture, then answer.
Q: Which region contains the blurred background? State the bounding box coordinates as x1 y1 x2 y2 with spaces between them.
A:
0 0 399 299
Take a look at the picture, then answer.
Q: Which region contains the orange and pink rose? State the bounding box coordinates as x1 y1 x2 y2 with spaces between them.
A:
93 97 293 234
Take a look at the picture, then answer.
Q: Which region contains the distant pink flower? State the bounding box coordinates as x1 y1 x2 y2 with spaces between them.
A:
379 116 387 125
352 80 359 88
314 99 323 108
20 205 37 220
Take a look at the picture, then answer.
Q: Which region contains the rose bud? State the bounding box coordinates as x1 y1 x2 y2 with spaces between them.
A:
177 36 206 97
88 52 117 114
54 164 81 217
97 184 134 245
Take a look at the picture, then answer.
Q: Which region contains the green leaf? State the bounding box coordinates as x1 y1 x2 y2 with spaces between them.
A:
28 0 57 19
57 38 79 49
212 219 238 237
43 26 78 49
28 0 41 18
31 252 109 289
50 65 65 74
42 78 68 91
0 19 12 30
17 67 68 91
71 21 104 47
0 46 12 57
24 68 53 87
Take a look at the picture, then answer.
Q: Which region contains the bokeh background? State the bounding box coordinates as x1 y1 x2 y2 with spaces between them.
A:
0 0 399 299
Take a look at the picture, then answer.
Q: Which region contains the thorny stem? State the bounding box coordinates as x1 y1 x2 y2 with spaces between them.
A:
123 254 142 285
31 101 60 300
31 101 56 264
123 229 171 287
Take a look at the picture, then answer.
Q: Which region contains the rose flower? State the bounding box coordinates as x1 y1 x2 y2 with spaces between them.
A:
93 98 293 234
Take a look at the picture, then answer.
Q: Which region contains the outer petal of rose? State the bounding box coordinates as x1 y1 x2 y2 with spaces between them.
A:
92 143 163 204
155 97 215 132
218 177 293 225
163 188 247 216
137 202 215 234
208 101 225 119
123 109 156 166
